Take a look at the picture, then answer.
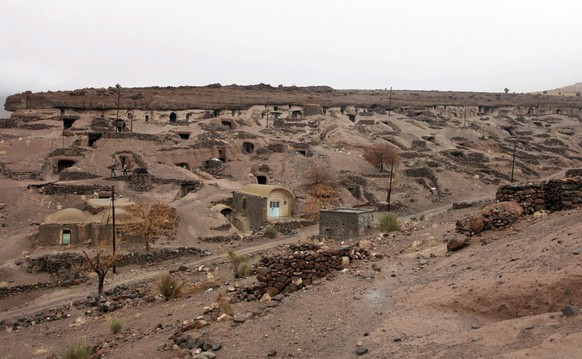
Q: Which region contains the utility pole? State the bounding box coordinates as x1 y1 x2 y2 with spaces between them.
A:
111 186 117 274
463 99 467 128
510 143 517 183
115 84 121 123
388 87 393 116
386 158 395 211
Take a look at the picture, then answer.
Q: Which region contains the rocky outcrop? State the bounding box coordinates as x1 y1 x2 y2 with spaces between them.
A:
455 201 524 236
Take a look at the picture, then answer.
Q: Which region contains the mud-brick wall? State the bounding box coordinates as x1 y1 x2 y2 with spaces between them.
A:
496 178 582 213
319 209 374 239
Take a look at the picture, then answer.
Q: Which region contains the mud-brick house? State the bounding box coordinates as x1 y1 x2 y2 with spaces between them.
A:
37 199 141 246
232 184 296 229
319 207 375 239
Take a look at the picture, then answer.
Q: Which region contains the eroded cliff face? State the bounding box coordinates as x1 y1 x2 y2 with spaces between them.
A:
5 84 582 113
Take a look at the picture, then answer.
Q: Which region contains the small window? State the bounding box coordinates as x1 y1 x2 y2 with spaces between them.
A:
242 198 247 210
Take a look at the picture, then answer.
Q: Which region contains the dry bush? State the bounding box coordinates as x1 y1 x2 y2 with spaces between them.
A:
215 294 233 316
61 342 92 359
227 249 251 278
157 273 182 301
302 164 340 221
108 318 123 334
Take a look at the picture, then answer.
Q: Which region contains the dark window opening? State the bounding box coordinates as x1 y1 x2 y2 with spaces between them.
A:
186 113 191 120
119 155 128 167
348 114 356 122
180 183 196 197
297 150 307 156
145 114 149 122
178 132 190 140
256 175 268 184
60 108 66 116
88 133 102 147
213 109 221 118
176 162 190 170
57 160 76 173
63 118 76 129
242 198 247 210
242 142 254 153
292 110 302 119
169 112 177 122
221 120 232 129
220 208 233 221
274 106 278 111
217 149 226 161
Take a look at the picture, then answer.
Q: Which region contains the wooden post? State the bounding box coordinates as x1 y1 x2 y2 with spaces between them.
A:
388 87 393 116
111 186 117 274
510 143 517 183
386 159 394 211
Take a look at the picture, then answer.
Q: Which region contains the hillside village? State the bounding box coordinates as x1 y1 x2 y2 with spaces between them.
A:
0 84 581 358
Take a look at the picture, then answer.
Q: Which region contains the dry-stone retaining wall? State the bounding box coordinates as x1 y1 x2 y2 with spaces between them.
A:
565 169 582 177
496 178 582 214
233 242 369 301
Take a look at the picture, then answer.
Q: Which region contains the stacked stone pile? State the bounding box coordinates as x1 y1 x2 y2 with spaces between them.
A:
456 202 524 236
233 242 369 301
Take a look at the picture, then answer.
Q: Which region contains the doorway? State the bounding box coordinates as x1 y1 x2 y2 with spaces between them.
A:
268 200 280 217
62 229 71 245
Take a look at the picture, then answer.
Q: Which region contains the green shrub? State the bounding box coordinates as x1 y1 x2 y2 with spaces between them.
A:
227 249 251 278
377 213 400 233
263 226 278 239
61 342 92 359
108 318 123 334
157 273 182 301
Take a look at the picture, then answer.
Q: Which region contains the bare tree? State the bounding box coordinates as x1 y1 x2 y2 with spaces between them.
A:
302 164 339 221
82 250 117 295
126 204 179 251
363 143 400 172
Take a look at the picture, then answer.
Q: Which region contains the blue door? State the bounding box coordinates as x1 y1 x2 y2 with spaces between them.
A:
268 200 280 217
62 230 71 245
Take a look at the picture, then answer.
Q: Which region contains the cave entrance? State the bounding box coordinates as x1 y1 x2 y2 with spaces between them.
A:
62 118 76 129
176 162 190 170
145 114 150 122
180 183 196 197
221 120 232 129
297 150 307 156
220 208 233 221
213 109 221 118
178 132 190 140
88 132 102 147
256 175 268 184
57 159 76 173
348 114 356 122
169 112 177 123
242 142 254 154
217 148 226 162
292 110 302 119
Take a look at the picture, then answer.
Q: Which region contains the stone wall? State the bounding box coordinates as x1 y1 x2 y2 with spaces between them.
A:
565 169 582 177
232 242 369 301
496 178 582 213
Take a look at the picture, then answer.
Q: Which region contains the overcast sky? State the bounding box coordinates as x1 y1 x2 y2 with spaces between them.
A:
1 0 581 115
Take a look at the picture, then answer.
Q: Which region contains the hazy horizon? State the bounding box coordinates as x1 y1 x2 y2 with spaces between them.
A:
2 0 582 116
